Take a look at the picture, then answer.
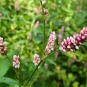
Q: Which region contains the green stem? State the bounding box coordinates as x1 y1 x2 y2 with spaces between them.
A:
43 19 45 49
0 18 1 28
29 70 39 87
24 60 43 87
44 49 59 60
80 0 83 9
40 0 46 49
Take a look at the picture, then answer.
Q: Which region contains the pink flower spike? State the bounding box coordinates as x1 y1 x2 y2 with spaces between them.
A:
14 1 19 11
59 27 87 52
34 21 39 28
33 54 40 66
44 31 56 54
13 55 20 69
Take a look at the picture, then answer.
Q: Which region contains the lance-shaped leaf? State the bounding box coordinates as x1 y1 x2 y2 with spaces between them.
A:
0 77 19 87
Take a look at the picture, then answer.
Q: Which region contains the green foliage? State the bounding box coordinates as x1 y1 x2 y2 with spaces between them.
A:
0 0 87 87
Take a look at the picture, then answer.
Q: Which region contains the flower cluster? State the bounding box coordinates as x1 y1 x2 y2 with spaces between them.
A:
14 1 19 11
58 26 64 44
0 37 7 54
59 27 87 52
33 54 40 66
40 9 49 16
42 0 46 5
13 55 20 69
44 31 56 54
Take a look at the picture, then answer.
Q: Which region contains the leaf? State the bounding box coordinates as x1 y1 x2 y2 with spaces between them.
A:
33 35 43 44
0 58 10 77
47 71 53 77
46 59 56 66
0 77 19 87
72 81 79 87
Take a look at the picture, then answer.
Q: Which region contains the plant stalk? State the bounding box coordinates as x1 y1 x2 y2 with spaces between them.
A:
40 0 46 49
24 60 42 87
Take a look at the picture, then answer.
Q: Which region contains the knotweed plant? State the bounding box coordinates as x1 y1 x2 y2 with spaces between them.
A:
2 26 86 87
0 0 87 87
0 0 56 86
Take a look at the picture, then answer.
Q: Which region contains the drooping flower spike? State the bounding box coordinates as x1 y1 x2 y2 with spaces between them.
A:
59 27 87 52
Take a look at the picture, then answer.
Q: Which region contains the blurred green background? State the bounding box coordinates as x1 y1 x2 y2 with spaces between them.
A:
0 0 87 87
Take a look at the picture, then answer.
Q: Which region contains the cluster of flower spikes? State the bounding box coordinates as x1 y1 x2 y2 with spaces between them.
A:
13 55 20 68
33 32 56 66
44 31 56 54
59 27 87 52
0 37 7 54
33 54 40 66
